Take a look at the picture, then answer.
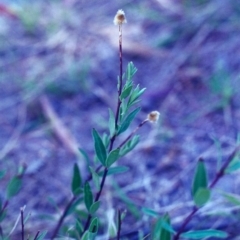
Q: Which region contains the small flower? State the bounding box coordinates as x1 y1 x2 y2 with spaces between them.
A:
147 111 160 123
113 9 127 25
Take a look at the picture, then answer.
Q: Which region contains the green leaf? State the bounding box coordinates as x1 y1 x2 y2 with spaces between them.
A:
35 230 48 240
181 229 228 239
120 85 132 100
89 167 100 191
194 188 211 207
7 176 22 199
92 128 107 166
99 166 129 176
75 219 83 235
152 214 173 240
128 85 146 106
71 163 82 196
84 182 93 212
106 148 120 167
89 217 99 234
225 156 240 173
118 107 141 135
81 231 90 240
127 61 137 81
120 99 128 121
192 159 208 197
119 135 139 157
108 108 116 137
79 148 91 166
159 214 172 240
90 201 101 215
106 166 129 176
142 207 159 218
222 192 240 206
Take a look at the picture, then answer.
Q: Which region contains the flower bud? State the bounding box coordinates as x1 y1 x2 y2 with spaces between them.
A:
113 9 127 25
147 111 160 123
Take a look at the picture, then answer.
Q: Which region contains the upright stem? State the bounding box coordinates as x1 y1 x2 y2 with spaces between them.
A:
173 146 240 240
115 24 123 129
83 24 124 234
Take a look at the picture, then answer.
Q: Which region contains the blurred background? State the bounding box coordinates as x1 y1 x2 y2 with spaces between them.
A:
0 0 240 238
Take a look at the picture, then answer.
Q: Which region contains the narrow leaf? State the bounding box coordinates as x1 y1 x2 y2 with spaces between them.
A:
89 167 100 191
222 192 240 206
159 214 172 240
119 135 140 157
118 107 141 135
225 156 240 173
181 229 228 239
84 182 93 212
108 108 116 137
90 201 101 215
127 61 137 81
107 166 129 176
194 188 211 207
35 230 48 240
99 166 129 176
120 85 132 100
71 163 82 196
92 128 107 166
79 148 90 166
81 231 90 240
7 176 22 199
89 217 99 234
106 148 120 167
192 159 208 197
142 207 159 218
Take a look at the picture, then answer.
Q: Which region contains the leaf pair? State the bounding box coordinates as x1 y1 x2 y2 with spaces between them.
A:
92 129 120 167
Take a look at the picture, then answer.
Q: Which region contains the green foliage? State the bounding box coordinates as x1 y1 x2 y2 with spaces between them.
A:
71 163 82 196
192 159 208 197
89 201 101 215
193 188 211 207
108 108 116 137
152 214 174 240
92 128 107 166
181 229 228 239
84 182 93 212
118 107 141 134
106 148 120 167
7 176 22 199
119 135 140 157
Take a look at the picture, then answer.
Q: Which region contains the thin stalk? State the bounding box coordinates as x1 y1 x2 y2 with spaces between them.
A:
21 208 24 240
33 231 40 240
51 195 77 239
117 209 122 240
118 119 148 149
83 23 124 235
173 146 240 240
114 24 123 129
0 200 8 216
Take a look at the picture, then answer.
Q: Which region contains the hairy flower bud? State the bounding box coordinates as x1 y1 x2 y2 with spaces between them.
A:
147 111 160 123
113 9 127 25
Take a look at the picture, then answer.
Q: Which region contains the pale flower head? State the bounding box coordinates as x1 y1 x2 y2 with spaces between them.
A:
113 9 127 25
147 111 160 123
